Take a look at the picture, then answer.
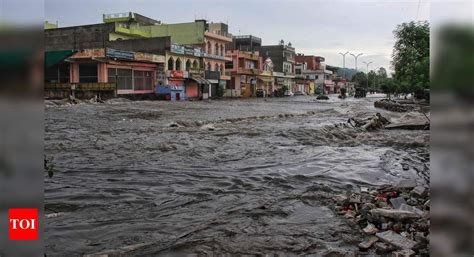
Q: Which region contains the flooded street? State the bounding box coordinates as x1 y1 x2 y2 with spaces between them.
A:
44 95 429 256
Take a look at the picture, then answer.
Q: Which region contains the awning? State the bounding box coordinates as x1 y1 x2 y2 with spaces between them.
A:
257 76 273 83
45 50 76 68
207 79 219 84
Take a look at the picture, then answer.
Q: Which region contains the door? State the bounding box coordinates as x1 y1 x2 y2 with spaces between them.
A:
176 93 181 101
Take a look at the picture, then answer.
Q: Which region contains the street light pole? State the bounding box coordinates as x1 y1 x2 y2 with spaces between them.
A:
362 61 373 91
338 51 349 80
349 53 363 71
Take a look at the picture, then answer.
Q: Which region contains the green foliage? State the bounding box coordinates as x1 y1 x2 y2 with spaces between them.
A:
392 21 430 95
275 85 288 97
351 72 368 88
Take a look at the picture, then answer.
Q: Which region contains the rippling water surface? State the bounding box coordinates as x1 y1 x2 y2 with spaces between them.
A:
45 95 429 256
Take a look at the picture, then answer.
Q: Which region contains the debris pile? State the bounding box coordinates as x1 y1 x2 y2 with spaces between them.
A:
374 99 415 112
333 181 430 256
316 95 330 100
348 113 391 131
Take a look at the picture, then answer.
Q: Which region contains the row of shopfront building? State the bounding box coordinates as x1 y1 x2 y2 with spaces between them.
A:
44 12 350 100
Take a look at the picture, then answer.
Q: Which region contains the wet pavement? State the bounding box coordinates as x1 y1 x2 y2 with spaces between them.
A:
45 95 429 256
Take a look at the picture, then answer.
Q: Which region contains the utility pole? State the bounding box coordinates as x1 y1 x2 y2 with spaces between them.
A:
363 61 373 91
338 52 349 80
349 53 363 71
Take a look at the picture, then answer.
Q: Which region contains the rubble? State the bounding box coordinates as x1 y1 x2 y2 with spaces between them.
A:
374 99 415 112
316 95 329 100
376 230 418 249
331 181 429 256
358 236 379 249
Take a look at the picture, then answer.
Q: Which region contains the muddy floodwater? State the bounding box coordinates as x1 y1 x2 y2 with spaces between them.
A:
45 95 429 256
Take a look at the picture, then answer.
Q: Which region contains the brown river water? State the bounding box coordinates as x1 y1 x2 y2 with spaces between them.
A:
44 95 429 256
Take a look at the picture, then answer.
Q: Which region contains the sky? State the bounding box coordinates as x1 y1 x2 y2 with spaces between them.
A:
42 0 431 74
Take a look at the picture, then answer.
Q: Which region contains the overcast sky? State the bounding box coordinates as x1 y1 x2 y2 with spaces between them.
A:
43 0 430 74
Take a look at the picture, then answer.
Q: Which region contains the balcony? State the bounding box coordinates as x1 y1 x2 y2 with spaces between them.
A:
239 52 259 61
237 68 261 75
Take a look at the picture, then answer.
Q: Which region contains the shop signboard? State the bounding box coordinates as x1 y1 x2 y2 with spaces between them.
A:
171 44 185 55
106 48 134 60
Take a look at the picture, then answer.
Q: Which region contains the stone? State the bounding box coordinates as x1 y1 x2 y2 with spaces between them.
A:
399 203 423 216
169 122 179 127
411 185 426 196
376 230 418 249
396 179 416 189
360 187 369 193
374 242 393 254
391 249 415 257
406 198 418 206
370 208 420 220
201 124 216 131
390 197 407 209
358 236 379 249
363 223 379 235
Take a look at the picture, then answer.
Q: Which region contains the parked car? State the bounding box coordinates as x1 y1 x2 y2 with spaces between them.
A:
293 91 306 96
284 91 294 96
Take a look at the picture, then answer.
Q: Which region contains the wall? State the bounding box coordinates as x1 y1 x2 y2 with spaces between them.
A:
149 21 205 45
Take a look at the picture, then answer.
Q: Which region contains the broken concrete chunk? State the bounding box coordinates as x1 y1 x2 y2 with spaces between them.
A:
363 223 379 235
376 230 418 249
396 179 416 189
375 242 394 254
370 208 420 220
358 236 379 249
390 197 407 209
411 185 426 196
399 203 423 216
392 249 415 257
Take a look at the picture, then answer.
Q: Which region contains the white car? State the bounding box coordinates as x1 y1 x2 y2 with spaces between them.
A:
284 91 294 96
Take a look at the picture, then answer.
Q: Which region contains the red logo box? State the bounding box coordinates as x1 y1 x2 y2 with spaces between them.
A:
8 208 38 240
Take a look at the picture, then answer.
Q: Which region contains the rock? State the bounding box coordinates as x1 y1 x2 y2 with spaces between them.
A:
406 198 418 206
363 223 379 235
390 197 407 209
414 232 428 244
169 122 179 127
376 201 389 208
317 95 329 100
349 193 361 203
374 242 393 254
392 249 415 257
376 230 418 249
399 203 423 216
358 236 379 249
360 187 369 193
370 208 420 220
396 179 416 189
423 199 430 208
411 185 426 197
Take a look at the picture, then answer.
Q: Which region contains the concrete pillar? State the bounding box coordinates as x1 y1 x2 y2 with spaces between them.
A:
70 63 79 83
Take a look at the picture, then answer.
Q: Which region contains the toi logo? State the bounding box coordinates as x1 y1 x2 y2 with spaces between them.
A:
8 208 38 240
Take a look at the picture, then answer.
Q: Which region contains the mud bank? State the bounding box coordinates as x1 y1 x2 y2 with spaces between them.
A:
45 95 429 256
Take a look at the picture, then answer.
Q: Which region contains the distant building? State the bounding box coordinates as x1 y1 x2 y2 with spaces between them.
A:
295 54 334 94
257 40 296 93
225 50 262 97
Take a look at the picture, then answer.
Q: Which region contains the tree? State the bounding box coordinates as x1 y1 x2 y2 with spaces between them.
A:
351 72 368 88
391 21 429 96
380 77 397 99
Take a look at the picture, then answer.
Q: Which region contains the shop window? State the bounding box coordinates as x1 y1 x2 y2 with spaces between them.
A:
115 68 133 90
78 63 98 83
167 57 174 70
175 58 182 71
45 62 70 83
133 70 145 90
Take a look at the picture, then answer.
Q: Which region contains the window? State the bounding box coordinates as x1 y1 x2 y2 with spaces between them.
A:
193 60 199 69
225 61 233 69
45 63 70 83
78 63 97 83
215 63 219 72
207 41 212 54
175 58 182 71
207 62 211 71
186 60 191 71
215 43 219 55
220 45 224 56
133 70 153 90
220 64 224 73
168 57 174 70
